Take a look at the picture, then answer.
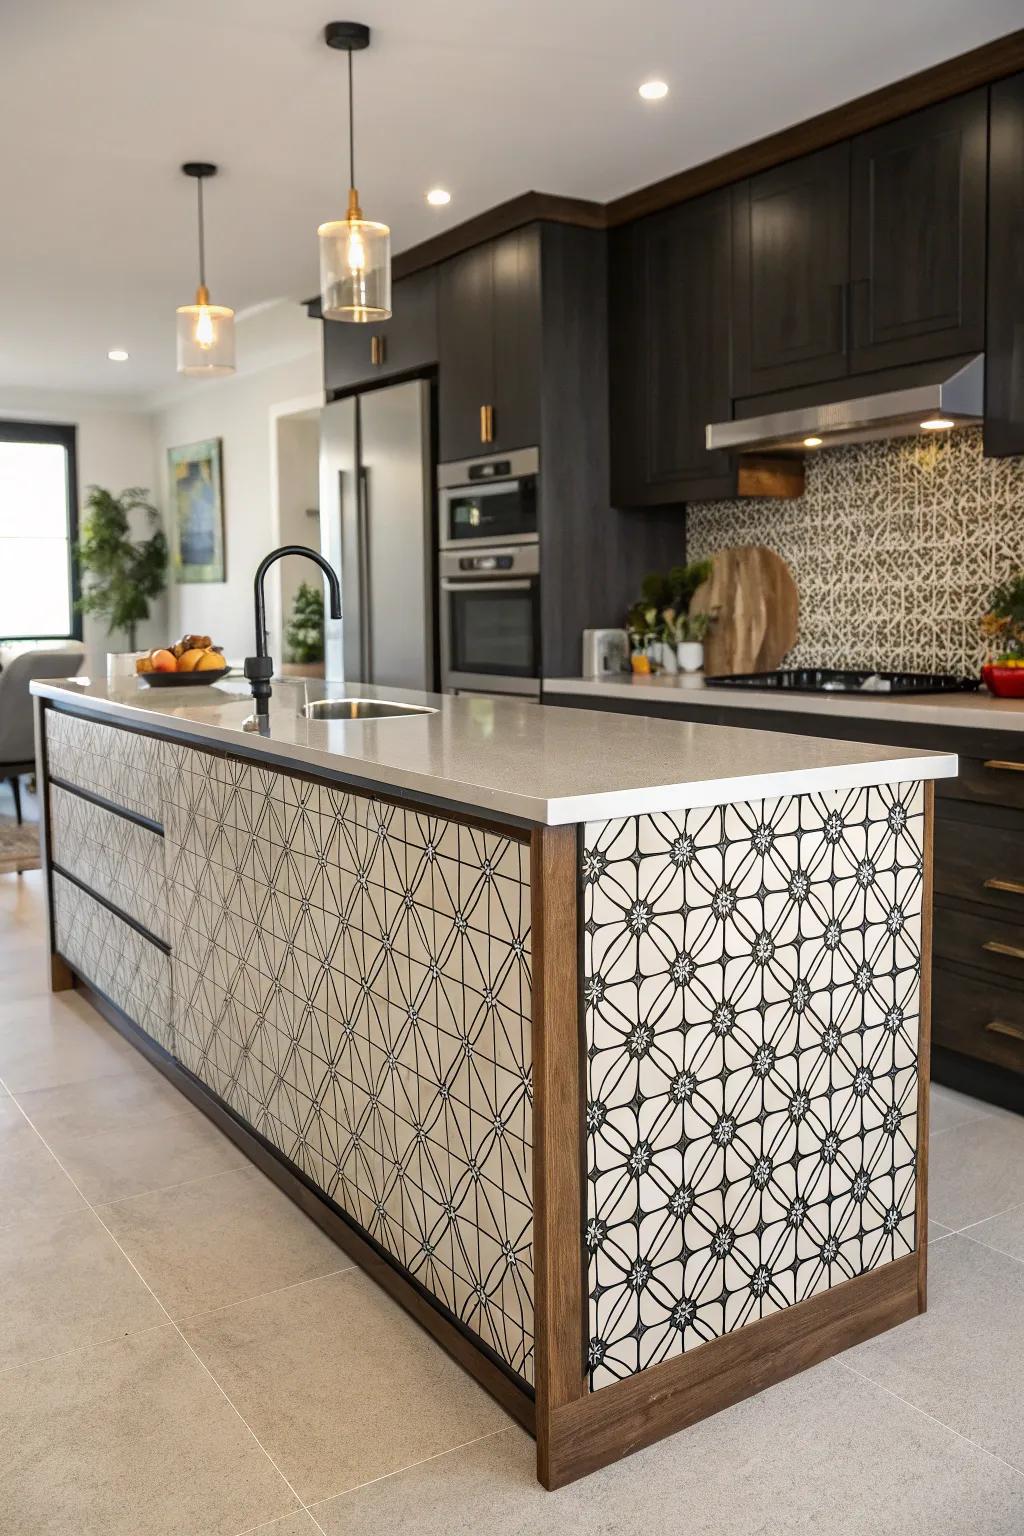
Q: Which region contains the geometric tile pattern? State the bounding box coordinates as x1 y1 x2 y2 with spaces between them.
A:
582 782 923 1392
688 427 1024 676
53 870 173 1052
49 783 168 942
45 709 168 823
163 746 536 1383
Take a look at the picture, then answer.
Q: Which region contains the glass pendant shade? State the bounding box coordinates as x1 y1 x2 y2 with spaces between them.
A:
319 200 391 322
176 286 236 375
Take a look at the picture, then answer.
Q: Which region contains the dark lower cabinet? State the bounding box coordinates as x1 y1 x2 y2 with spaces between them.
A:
986 70 1024 458
609 189 737 506
732 145 850 397
438 226 541 461
849 90 987 372
322 267 438 396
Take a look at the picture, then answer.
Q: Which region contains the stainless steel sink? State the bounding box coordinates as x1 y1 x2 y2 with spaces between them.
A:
301 698 437 721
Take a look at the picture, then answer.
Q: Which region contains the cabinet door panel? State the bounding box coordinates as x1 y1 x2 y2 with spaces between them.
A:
323 269 437 396
733 144 850 395
609 192 735 505
850 90 986 372
986 71 1024 458
438 243 494 461
491 226 541 453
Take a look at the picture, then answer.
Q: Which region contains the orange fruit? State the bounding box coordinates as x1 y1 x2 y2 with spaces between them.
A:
177 648 205 672
150 649 177 672
196 650 226 671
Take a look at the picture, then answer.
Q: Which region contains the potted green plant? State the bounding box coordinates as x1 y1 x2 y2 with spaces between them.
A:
282 580 325 676
627 561 714 674
981 572 1024 697
75 486 167 677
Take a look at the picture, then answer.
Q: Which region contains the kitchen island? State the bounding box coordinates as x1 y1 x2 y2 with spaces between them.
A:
31 675 956 1487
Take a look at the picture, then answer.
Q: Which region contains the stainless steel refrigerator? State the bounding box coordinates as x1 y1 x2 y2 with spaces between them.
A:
319 379 434 689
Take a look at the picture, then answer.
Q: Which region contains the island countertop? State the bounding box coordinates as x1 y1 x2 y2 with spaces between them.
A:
32 675 957 826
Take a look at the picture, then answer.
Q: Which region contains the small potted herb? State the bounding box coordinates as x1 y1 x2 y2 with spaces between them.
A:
627 561 714 675
981 573 1024 697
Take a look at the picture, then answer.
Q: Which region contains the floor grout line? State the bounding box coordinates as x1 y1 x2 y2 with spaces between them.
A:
838 1360 1024 1485
956 1199 1024 1237
179 1262 358 1327
4 1087 331 1536
957 1229 1024 1268
90 1155 259 1211
306 1425 517 1514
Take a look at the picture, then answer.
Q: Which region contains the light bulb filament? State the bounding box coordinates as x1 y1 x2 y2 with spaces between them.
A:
194 306 215 349
346 225 366 273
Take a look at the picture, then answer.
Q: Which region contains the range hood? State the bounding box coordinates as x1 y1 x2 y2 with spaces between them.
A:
706 354 983 454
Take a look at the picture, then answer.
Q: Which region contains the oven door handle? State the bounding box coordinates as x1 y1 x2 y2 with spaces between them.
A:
440 579 534 593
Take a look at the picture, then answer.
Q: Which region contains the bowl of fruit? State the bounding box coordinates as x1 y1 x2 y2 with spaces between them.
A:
135 635 229 686
981 576 1024 698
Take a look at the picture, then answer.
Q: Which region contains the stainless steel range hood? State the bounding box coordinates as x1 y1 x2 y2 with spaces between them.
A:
706 354 983 453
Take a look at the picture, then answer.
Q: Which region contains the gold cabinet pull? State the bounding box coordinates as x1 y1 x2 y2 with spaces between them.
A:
982 940 1024 961
480 404 494 444
984 759 1024 773
985 1019 1024 1043
370 335 385 366
984 878 1024 897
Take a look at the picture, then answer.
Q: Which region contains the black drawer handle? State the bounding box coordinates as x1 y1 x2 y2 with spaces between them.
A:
984 760 1024 773
985 1019 1024 1043
982 940 1024 962
984 878 1024 898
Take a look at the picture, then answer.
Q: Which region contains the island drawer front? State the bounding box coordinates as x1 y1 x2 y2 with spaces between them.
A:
934 811 1024 917
939 754 1024 813
53 872 172 1053
934 904 1024 982
49 784 167 943
44 708 166 826
933 962 1024 1077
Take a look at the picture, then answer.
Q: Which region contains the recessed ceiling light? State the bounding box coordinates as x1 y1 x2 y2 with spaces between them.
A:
107 349 129 362
920 417 955 431
426 188 451 206
639 79 669 101
803 435 823 448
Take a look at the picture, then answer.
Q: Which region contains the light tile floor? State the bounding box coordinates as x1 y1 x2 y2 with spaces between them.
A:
2 867 1024 1534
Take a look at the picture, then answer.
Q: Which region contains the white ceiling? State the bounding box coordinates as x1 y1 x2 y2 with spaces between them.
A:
2 0 1020 401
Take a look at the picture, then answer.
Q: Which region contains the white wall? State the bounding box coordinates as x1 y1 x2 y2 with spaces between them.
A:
151 308 322 662
0 387 165 673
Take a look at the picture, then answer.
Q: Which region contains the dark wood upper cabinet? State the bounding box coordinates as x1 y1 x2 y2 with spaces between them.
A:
732 144 851 397
610 189 737 505
986 72 1024 458
438 227 541 461
322 266 438 396
849 90 987 372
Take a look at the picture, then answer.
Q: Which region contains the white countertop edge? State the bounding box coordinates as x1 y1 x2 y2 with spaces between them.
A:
543 675 1024 731
545 753 958 825
34 681 956 828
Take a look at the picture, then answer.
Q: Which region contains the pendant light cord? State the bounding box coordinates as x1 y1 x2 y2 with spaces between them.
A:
196 175 207 289
347 47 355 189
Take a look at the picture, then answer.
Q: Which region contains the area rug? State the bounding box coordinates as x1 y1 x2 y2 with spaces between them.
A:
0 814 40 874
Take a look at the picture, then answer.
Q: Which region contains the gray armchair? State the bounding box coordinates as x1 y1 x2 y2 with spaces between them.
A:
0 649 84 823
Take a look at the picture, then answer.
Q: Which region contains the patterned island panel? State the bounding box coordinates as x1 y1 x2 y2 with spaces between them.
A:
162 746 536 1384
582 783 923 1392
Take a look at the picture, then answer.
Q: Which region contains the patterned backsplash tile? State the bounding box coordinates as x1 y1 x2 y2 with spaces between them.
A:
687 428 1024 676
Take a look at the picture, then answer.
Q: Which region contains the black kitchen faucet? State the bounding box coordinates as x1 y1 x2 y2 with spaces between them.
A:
244 546 342 721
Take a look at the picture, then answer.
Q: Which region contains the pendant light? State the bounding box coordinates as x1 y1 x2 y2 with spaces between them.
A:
176 162 236 376
318 21 391 322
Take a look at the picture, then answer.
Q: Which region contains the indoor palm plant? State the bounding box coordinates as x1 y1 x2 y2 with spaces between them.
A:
75 486 167 668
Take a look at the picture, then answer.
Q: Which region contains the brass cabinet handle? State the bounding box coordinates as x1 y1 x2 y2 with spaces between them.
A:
982 940 1024 961
985 1019 1024 1043
984 878 1024 897
480 404 494 444
984 759 1024 773
370 335 385 366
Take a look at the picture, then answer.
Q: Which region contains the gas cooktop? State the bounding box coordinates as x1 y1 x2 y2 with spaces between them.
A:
709 669 980 695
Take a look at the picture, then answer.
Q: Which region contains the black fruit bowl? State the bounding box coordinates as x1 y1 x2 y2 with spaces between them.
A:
140 668 230 687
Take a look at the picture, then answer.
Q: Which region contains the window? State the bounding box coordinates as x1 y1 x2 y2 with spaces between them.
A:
0 421 80 641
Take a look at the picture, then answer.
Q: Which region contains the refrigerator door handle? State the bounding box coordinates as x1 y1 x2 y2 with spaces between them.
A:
357 464 372 683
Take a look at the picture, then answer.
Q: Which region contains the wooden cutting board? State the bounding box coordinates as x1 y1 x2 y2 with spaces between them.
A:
691 546 799 677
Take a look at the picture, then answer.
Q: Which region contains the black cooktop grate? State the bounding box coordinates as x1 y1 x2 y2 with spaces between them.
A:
707 669 980 695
